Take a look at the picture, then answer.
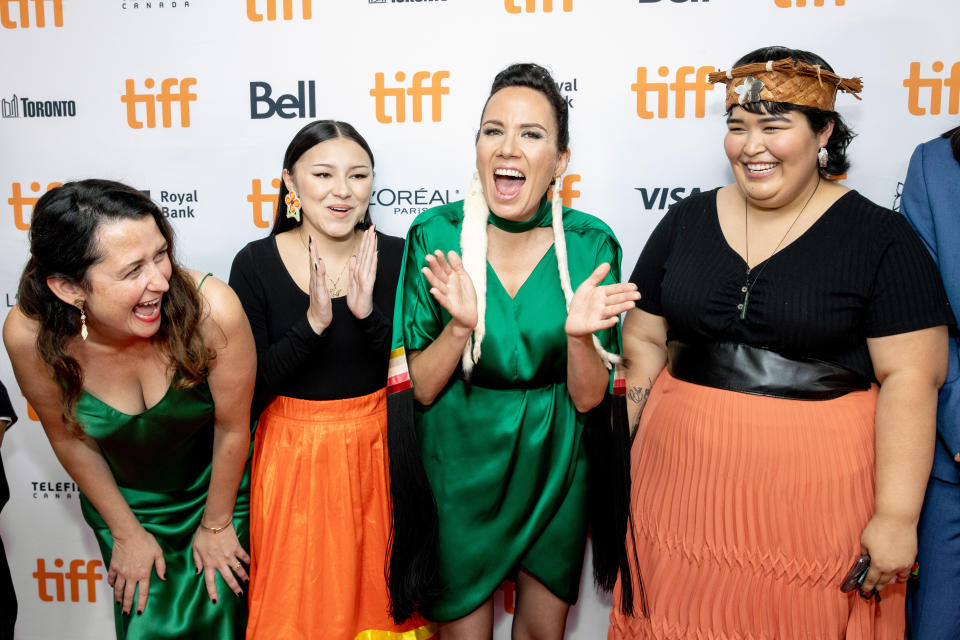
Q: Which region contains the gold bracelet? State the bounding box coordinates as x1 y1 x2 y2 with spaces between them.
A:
198 519 232 534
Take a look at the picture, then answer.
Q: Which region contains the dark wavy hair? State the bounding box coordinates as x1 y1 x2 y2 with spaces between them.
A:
729 46 856 177
943 125 960 164
271 120 375 235
480 62 570 153
17 179 209 433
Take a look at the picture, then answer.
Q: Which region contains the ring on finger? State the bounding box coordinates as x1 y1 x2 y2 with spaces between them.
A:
234 562 242 570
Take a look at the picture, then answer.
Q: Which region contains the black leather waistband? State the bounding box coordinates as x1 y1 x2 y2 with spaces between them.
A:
667 341 871 400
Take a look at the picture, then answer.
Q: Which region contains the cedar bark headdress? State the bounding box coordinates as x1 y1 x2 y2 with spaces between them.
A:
707 57 863 111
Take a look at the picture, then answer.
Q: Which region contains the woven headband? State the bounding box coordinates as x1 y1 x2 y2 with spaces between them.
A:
707 57 863 112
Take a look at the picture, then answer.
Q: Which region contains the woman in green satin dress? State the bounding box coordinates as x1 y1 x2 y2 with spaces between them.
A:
4 180 256 639
388 64 640 638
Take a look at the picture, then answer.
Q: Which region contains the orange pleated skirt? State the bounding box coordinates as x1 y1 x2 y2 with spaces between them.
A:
609 370 904 639
246 389 435 640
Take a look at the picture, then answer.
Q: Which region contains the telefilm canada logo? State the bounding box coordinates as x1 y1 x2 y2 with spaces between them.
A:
30 479 79 500
2 94 76 119
120 0 191 9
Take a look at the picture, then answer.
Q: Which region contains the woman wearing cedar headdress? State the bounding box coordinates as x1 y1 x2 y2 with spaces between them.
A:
609 46 954 638
387 62 639 638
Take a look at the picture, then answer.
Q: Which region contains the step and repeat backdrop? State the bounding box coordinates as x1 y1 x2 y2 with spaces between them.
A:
1 0 958 637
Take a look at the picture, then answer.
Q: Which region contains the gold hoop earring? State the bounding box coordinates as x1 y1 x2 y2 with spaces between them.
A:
74 299 88 341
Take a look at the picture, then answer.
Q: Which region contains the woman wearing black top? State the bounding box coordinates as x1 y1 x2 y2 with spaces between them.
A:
229 121 431 639
609 47 953 639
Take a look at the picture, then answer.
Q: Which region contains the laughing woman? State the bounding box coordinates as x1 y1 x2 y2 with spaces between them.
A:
4 180 255 640
609 47 954 639
388 63 639 639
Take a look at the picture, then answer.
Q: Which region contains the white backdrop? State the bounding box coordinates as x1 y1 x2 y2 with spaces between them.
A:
1 1 958 638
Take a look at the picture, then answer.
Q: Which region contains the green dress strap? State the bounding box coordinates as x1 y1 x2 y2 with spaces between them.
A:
197 272 213 291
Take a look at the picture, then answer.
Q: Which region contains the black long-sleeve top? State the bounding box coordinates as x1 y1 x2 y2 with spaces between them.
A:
229 231 404 416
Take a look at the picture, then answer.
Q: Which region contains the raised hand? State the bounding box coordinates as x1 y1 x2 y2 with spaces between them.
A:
108 524 166 615
192 522 251 602
565 263 641 338
422 250 478 333
347 226 378 320
306 235 333 334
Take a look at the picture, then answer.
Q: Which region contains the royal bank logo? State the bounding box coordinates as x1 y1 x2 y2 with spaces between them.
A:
247 0 311 20
555 78 578 108
631 65 715 119
370 186 459 215
1 0 62 28
904 61 959 116
370 71 450 123
30 480 79 500
505 0 571 12
120 1 191 9
121 78 198 129
635 186 705 210
2 94 77 119
250 81 317 119
149 188 200 219
9 181 62 231
774 0 844 6
34 558 105 603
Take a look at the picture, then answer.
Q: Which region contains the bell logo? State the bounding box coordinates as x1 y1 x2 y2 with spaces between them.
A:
9 181 62 230
505 0 571 12
121 78 198 129
546 174 581 208
250 81 317 120
370 71 450 124
249 178 281 229
247 0 311 21
1 0 62 28
774 0 844 6
904 61 960 116
632 66 715 119
34 558 104 603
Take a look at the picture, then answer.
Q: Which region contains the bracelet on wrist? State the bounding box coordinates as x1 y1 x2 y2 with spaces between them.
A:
198 519 232 534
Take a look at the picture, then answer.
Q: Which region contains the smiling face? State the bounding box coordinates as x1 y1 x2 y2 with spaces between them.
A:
283 136 373 240
724 105 833 210
476 86 569 221
80 215 172 342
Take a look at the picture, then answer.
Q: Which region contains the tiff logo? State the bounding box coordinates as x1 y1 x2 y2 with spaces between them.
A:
370 71 450 123
9 181 62 230
247 0 311 20
774 0 844 5
632 65 714 119
248 178 281 229
1 0 62 28
546 174 581 208
121 78 198 129
34 559 104 603
904 61 960 116
505 0 571 12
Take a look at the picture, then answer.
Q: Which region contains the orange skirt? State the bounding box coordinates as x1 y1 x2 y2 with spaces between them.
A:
609 370 904 640
246 389 434 640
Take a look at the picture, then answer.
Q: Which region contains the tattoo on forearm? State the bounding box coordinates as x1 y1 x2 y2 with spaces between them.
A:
627 378 654 432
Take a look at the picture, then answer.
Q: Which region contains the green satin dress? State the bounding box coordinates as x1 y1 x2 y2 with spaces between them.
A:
76 379 251 639
397 199 621 621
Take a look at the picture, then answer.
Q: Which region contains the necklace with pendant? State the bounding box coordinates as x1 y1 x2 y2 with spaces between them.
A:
299 227 359 298
739 176 820 320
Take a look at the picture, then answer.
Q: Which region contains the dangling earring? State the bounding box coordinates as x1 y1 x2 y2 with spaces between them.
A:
74 299 88 341
817 147 829 168
285 191 301 222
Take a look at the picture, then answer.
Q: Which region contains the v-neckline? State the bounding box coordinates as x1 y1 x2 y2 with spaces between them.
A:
82 378 177 418
488 243 556 301
712 189 853 272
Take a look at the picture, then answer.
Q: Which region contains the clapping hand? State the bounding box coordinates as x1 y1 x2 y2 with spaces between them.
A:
421 250 478 333
565 263 641 338
347 226 378 320
306 235 333 334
